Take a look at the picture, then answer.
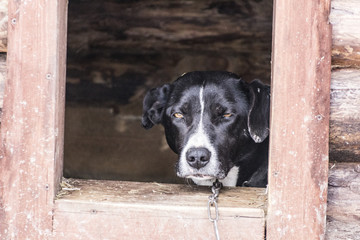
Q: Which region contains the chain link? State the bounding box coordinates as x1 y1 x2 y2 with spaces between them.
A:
207 179 223 240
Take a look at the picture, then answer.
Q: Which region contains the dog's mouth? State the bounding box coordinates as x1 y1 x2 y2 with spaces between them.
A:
185 174 216 180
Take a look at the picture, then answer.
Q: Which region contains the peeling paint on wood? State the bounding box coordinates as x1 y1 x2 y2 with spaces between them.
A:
0 0 358 239
0 0 68 239
0 54 5 115
267 0 332 239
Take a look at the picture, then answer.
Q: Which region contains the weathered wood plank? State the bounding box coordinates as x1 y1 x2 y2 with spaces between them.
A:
330 0 360 47
0 54 5 115
53 179 266 240
330 0 360 69
330 69 360 162
0 0 7 52
326 162 360 239
1 0 360 70
332 45 360 69
65 0 273 84
267 0 332 239
67 0 273 55
0 0 68 239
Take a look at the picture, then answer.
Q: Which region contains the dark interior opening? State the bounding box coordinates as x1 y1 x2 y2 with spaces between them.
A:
63 0 273 183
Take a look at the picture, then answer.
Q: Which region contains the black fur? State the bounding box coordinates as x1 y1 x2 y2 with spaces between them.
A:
142 71 269 187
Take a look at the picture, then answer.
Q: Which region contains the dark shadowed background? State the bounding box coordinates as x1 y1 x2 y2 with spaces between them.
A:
63 0 273 183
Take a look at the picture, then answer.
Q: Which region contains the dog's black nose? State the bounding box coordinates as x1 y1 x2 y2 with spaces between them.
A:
186 148 211 169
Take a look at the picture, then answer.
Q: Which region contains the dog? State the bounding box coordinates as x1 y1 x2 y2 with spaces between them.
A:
142 71 269 187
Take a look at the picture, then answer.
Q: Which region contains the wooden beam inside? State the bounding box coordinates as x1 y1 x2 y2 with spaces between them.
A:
267 0 332 239
53 179 266 239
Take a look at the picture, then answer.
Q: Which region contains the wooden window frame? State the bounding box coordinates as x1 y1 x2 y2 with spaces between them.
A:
0 0 331 239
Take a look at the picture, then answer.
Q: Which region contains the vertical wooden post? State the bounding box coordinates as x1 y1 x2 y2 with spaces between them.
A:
0 0 67 239
267 0 332 239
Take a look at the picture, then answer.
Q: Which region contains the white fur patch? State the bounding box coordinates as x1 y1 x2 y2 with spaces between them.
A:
177 87 220 178
191 166 239 187
219 166 239 186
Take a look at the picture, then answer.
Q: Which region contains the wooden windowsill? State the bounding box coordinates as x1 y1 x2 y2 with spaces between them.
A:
53 179 267 239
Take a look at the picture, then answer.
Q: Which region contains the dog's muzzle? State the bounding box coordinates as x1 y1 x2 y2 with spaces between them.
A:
186 147 211 169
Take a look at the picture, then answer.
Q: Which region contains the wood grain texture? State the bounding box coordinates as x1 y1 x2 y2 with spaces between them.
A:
0 0 68 239
326 162 360 239
2 0 360 69
0 0 6 52
332 45 360 69
65 0 273 90
330 70 360 162
330 0 360 69
53 179 266 240
0 54 5 113
67 0 273 55
330 0 360 47
267 0 332 239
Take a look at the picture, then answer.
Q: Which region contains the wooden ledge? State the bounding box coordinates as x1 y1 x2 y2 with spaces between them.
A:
53 179 266 239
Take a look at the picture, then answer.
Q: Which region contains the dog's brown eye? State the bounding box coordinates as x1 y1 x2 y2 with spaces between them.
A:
223 113 233 118
173 112 184 119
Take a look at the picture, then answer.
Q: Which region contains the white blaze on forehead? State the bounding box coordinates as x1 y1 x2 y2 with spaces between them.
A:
198 86 205 136
177 86 221 178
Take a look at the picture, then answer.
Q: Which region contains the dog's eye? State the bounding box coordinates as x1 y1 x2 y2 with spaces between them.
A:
223 113 233 118
173 112 184 119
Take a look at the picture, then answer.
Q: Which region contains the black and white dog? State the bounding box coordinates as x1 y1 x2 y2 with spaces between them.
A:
142 71 270 187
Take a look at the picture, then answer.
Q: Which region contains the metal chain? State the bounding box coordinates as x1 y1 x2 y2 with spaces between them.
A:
207 179 223 240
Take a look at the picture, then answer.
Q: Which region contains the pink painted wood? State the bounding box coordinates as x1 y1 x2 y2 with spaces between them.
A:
267 0 332 239
0 0 67 239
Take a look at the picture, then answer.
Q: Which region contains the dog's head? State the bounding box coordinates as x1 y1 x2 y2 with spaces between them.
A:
142 71 269 184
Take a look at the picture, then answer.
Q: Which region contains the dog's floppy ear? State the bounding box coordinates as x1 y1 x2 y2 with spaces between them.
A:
247 79 270 143
142 84 172 129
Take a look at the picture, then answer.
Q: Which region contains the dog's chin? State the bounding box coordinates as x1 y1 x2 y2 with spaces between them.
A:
180 173 225 186
187 175 216 186
177 166 239 187
186 174 215 181
177 171 226 180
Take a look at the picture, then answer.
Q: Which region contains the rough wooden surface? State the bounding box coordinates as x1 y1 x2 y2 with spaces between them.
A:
2 0 360 70
0 0 68 239
326 162 360 239
66 0 273 82
267 0 332 239
54 179 266 240
332 45 360 69
68 0 273 55
0 54 5 114
330 0 360 69
0 0 7 52
0 0 6 114
330 0 360 46
330 70 360 162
